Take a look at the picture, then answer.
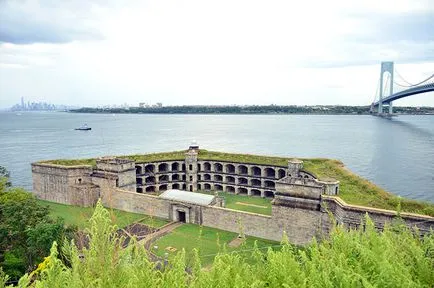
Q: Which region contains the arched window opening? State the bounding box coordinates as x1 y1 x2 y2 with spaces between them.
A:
158 163 168 172
226 186 235 193
251 179 261 187
171 162 179 171
264 180 275 189
264 191 274 198
204 162 211 171
238 165 248 175
265 168 276 178
225 164 235 173
238 187 248 195
214 163 223 172
238 177 248 185
214 174 223 182
251 189 261 197
251 166 261 177
226 176 235 183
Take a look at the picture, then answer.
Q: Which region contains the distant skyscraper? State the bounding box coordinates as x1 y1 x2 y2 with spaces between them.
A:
21 97 25 109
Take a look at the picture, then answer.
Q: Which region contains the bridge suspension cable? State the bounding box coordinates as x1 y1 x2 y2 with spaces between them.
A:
373 77 380 103
394 68 415 86
393 68 434 88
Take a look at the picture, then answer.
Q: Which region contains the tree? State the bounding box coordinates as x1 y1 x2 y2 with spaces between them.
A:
0 166 11 188
0 188 69 281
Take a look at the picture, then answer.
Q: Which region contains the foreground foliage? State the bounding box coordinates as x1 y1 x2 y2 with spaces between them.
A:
0 173 74 281
3 201 433 287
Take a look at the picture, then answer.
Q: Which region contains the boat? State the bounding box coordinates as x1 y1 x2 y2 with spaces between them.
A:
75 124 91 131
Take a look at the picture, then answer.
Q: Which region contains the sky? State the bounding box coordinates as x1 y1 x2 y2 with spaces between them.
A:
0 0 433 108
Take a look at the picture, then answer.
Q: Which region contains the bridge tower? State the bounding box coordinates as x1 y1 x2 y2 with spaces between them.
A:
379 61 394 114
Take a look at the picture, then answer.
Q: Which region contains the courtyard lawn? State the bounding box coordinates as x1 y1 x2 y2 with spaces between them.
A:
152 224 280 265
199 191 272 215
37 200 168 229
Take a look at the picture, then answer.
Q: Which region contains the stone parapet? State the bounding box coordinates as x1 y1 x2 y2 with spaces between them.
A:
321 195 434 234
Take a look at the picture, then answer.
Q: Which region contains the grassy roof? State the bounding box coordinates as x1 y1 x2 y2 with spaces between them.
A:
39 149 434 217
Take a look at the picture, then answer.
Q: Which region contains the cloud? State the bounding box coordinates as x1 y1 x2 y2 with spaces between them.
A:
0 0 433 108
355 12 434 43
0 0 105 44
302 41 434 68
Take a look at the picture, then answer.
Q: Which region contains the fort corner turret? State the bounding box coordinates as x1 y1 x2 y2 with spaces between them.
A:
275 159 340 211
287 158 303 177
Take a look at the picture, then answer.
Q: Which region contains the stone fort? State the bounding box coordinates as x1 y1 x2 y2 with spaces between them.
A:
32 143 434 244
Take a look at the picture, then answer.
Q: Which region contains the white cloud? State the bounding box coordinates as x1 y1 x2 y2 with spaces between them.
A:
0 0 433 108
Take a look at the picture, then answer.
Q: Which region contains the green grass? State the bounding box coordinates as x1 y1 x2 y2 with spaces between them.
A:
37 149 434 216
39 150 187 167
122 150 186 163
37 200 168 229
198 191 272 215
153 224 280 265
302 159 434 217
39 158 96 167
198 150 288 167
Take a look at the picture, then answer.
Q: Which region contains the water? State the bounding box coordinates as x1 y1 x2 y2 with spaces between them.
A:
0 112 433 202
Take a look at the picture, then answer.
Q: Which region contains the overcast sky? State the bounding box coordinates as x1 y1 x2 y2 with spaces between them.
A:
0 0 433 108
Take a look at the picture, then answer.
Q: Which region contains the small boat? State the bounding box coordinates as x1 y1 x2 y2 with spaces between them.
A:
75 124 91 131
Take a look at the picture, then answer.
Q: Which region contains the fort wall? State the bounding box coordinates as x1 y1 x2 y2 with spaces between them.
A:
32 163 98 206
322 196 434 234
31 146 434 244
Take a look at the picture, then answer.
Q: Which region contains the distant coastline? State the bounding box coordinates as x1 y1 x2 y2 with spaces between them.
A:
70 105 434 115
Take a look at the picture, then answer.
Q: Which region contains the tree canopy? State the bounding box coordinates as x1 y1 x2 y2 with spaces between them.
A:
0 167 72 281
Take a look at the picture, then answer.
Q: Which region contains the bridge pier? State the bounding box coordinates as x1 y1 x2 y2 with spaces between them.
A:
388 102 393 114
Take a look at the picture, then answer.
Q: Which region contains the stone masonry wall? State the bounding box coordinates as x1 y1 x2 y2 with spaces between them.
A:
322 196 434 234
201 204 326 244
100 187 171 220
100 187 327 244
32 163 95 205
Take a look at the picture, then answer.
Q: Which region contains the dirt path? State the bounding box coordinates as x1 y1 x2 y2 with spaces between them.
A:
235 202 268 209
141 221 183 250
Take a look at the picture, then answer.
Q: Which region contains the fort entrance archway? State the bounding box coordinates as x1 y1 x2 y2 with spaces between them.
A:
172 204 190 223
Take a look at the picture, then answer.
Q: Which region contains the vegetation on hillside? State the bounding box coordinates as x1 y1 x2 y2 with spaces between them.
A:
2 201 433 287
39 150 434 216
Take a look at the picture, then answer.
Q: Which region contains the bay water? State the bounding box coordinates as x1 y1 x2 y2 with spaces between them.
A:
0 112 433 202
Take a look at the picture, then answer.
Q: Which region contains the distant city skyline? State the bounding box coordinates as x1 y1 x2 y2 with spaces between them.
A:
8 97 79 111
1 0 433 108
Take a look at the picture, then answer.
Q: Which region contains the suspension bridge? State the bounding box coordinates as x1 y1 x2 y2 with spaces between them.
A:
370 61 434 116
